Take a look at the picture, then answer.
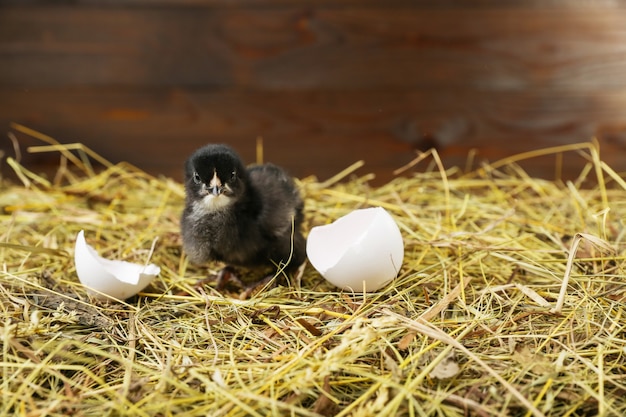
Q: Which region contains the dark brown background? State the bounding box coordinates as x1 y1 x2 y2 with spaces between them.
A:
2 1 626 184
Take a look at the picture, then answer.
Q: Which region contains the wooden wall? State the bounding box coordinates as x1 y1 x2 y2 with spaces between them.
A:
2 1 626 184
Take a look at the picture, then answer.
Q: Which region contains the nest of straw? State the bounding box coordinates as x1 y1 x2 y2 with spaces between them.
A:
1 126 626 417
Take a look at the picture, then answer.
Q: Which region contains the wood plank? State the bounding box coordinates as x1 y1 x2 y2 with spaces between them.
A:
2 6 626 89
3 87 626 183
0 0 406 6
0 1 619 7
3 3 626 184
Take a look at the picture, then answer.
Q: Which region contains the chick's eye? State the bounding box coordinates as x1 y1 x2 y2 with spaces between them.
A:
231 171 237 180
192 172 202 184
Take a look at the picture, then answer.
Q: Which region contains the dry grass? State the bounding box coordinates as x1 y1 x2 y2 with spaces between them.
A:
1 126 626 416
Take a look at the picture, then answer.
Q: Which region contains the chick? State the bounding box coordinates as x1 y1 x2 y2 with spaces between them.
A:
180 144 306 293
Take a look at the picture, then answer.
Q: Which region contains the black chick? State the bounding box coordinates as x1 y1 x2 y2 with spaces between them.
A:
181 144 306 292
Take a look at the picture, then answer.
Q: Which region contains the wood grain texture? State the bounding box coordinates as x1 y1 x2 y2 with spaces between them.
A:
1 3 626 184
3 7 626 89
3 87 626 183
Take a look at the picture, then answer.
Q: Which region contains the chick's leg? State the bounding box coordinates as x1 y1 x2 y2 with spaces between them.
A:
216 266 245 290
239 273 278 300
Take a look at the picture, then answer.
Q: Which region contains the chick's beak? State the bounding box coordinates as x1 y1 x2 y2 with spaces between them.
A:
199 183 222 197
208 171 223 196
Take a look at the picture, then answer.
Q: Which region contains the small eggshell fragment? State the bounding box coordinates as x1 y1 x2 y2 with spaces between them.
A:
74 230 160 300
306 207 404 292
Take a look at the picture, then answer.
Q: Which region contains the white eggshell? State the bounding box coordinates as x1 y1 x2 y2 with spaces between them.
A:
74 230 160 300
307 207 404 292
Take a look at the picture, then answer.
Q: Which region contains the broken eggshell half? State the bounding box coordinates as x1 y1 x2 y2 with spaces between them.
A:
306 206 404 292
74 230 160 300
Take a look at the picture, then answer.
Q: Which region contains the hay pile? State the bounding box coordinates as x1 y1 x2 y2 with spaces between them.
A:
1 128 625 416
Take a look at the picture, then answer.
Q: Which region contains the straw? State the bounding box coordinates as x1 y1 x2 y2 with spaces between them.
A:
1 127 625 416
